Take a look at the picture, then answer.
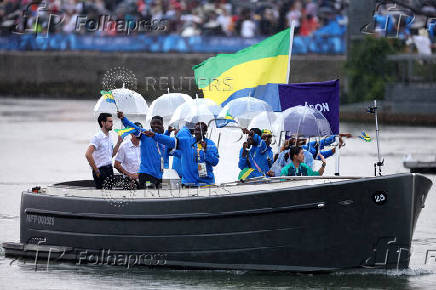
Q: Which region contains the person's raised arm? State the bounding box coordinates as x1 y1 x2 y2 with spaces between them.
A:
317 154 326 176
318 134 351 149
165 126 176 136
117 111 142 135
142 130 177 149
319 135 337 148
316 147 335 159
112 135 123 157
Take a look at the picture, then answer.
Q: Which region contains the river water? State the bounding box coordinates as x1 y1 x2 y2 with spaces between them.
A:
0 98 435 289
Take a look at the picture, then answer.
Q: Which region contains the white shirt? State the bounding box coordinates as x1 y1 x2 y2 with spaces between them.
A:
89 130 114 168
115 139 140 174
241 20 255 38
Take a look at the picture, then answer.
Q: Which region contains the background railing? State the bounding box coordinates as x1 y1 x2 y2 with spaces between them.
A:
0 34 345 54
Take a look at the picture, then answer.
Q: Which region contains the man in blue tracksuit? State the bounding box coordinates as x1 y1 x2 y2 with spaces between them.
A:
167 127 190 178
143 122 219 186
117 111 167 188
238 128 273 180
238 141 264 181
261 129 274 172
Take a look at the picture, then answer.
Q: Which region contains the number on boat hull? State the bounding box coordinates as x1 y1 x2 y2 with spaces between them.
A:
373 191 387 205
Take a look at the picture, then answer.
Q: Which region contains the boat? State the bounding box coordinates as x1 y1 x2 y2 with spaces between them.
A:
2 173 433 272
403 160 436 174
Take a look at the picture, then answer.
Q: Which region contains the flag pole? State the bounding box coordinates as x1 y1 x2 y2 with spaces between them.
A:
195 93 204 141
335 136 340 176
286 20 296 84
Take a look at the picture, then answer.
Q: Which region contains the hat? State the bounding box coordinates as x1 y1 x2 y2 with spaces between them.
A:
262 129 272 135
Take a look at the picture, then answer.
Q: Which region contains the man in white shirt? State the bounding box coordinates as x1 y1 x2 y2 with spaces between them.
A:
114 122 142 181
85 113 122 189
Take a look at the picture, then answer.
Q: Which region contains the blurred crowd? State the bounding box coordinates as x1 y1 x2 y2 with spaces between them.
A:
0 0 349 36
372 3 436 54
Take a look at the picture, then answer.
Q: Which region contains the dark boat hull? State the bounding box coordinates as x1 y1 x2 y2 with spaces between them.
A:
3 173 433 272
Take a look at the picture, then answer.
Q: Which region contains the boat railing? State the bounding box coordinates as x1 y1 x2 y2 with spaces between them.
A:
43 175 364 200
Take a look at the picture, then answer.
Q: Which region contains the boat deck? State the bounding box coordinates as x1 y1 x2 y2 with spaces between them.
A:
39 176 364 200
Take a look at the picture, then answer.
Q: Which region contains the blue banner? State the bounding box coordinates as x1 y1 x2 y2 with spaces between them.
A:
278 80 340 134
0 34 345 54
218 80 340 134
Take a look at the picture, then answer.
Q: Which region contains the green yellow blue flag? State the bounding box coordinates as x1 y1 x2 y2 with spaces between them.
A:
193 28 292 105
238 168 255 181
215 110 237 128
101 90 116 105
359 131 372 142
115 127 136 138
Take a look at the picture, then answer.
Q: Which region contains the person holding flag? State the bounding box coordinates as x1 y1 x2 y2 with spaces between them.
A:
238 128 274 181
117 111 167 189
85 113 123 189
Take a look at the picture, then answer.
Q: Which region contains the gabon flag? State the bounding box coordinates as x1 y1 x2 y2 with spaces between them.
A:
193 26 294 106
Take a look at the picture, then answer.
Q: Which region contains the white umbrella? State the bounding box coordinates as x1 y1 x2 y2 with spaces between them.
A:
248 111 280 131
146 93 192 126
94 88 148 115
218 97 273 128
169 98 220 129
274 105 332 138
